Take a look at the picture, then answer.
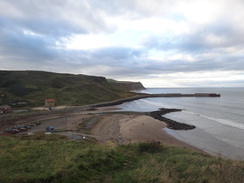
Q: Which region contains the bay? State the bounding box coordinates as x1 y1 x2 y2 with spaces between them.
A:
118 88 244 159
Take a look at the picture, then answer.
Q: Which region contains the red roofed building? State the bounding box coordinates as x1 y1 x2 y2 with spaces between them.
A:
45 99 55 107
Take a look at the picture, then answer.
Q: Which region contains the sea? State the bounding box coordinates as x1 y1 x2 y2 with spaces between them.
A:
117 88 244 160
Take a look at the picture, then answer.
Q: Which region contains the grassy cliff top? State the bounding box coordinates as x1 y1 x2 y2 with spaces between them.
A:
0 135 243 183
0 70 135 107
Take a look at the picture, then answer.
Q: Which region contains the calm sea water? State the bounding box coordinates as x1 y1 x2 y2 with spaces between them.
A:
117 88 244 159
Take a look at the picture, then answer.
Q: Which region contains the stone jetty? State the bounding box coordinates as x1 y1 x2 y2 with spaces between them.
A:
146 108 196 130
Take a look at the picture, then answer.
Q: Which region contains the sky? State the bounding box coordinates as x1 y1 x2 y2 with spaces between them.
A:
1 0 244 87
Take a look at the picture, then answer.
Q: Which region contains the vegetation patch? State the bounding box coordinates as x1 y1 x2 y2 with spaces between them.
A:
0 136 244 183
137 140 165 154
0 71 135 107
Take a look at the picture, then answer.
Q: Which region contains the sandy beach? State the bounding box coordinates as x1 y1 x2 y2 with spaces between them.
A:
1 105 204 153
90 111 204 152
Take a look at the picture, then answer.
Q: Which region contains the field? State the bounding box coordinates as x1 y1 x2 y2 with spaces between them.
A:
0 135 244 183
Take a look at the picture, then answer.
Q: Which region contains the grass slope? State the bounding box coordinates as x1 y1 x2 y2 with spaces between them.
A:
107 79 146 91
0 135 243 183
0 71 134 107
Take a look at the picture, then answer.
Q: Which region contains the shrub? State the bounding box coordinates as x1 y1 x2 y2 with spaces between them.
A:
138 140 165 154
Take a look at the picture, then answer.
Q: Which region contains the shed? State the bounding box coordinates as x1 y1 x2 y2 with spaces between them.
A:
45 99 55 107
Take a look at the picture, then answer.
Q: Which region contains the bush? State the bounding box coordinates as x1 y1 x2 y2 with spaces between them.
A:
138 140 165 154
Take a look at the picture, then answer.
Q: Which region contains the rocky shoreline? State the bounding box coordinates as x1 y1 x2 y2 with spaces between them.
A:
86 108 196 131
146 108 196 130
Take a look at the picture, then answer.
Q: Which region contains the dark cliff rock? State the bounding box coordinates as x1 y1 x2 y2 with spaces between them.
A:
110 81 146 91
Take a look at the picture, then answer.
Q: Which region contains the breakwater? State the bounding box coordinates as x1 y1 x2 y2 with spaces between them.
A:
92 93 221 108
145 108 196 130
146 93 221 98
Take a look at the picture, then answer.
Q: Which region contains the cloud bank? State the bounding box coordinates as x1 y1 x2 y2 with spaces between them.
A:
1 0 244 87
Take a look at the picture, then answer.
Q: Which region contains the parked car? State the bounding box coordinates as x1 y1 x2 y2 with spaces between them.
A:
12 129 20 133
46 126 54 132
18 127 27 131
3 128 20 134
23 125 31 129
34 121 41 125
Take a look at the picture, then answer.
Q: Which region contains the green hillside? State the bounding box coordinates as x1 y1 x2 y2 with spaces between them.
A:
0 135 243 183
0 71 134 107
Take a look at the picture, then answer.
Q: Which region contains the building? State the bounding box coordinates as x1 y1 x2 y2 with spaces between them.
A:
45 99 55 107
0 105 11 114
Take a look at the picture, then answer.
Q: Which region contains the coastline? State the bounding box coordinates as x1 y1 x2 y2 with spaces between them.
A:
1 98 243 183
90 108 206 154
0 92 220 131
2 104 206 154
0 93 222 156
92 107 244 160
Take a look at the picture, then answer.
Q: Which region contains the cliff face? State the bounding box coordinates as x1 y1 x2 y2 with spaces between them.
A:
110 81 146 91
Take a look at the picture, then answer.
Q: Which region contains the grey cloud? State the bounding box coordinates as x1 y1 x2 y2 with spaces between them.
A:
143 18 244 54
102 55 244 78
21 19 84 38
0 0 116 39
91 47 144 61
144 33 210 53
0 0 244 87
0 20 56 60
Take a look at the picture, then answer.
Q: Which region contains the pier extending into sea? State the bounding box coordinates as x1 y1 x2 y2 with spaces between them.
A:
148 93 221 97
93 93 221 108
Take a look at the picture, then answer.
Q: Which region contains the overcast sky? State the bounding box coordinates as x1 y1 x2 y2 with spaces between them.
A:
1 0 244 87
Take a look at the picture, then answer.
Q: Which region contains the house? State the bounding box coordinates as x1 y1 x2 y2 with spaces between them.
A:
45 99 55 107
0 105 11 114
